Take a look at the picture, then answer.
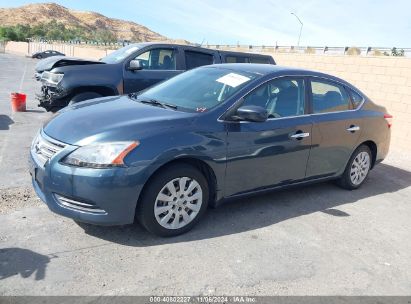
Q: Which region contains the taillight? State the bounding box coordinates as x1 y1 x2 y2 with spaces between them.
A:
384 114 393 128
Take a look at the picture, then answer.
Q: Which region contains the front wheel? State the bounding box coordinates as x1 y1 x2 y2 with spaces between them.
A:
337 145 372 190
137 164 209 237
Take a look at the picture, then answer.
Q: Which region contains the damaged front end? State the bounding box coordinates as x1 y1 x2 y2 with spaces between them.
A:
36 73 70 112
37 85 72 112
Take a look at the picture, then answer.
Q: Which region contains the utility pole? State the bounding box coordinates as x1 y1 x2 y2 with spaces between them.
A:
291 12 303 47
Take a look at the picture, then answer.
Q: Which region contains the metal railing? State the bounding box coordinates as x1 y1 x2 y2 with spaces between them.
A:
28 42 75 56
24 39 411 57
205 44 411 57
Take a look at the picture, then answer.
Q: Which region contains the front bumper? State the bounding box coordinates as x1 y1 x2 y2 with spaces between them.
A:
29 132 147 225
36 85 71 111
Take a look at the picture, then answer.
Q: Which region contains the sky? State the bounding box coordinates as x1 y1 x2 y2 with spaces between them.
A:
1 0 410 47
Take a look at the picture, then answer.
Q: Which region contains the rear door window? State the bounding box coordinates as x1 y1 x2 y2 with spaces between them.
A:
185 51 214 70
310 79 351 113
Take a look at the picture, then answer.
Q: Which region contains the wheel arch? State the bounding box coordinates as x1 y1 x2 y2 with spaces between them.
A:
137 157 219 209
70 86 118 98
357 140 377 168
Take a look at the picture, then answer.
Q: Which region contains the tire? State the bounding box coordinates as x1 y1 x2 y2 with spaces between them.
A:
137 164 209 237
36 55 43 59
337 144 372 190
68 92 102 105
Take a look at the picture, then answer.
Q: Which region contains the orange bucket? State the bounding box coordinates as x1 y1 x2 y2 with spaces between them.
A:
11 93 27 112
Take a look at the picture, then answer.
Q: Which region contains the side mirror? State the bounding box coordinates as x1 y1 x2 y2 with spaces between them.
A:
234 105 268 122
128 60 142 71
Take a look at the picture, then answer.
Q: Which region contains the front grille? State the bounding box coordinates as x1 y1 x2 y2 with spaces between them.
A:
54 194 106 214
31 132 66 167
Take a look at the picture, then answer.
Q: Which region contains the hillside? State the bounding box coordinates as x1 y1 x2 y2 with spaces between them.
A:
0 2 182 42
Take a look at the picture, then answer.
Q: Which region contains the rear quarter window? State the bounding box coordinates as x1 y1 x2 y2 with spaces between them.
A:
349 88 364 109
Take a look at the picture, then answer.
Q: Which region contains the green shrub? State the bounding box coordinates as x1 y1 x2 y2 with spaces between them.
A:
371 49 383 56
346 47 361 56
305 47 315 54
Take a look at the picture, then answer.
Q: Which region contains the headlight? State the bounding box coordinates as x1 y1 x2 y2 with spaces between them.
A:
62 141 139 168
41 71 64 85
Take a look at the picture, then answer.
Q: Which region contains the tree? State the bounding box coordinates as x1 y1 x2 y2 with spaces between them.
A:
92 29 116 43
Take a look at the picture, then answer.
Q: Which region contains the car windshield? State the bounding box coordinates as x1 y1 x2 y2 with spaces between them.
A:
136 67 259 112
101 44 141 64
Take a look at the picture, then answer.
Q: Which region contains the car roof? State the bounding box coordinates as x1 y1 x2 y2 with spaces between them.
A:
206 63 353 86
128 42 271 57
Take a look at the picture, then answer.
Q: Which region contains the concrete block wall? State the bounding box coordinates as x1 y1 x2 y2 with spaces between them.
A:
72 47 113 60
5 41 29 56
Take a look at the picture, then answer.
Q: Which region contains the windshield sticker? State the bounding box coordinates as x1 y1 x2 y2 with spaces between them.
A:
196 107 207 112
216 73 250 88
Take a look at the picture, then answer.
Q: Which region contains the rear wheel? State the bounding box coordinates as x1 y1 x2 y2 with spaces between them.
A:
137 164 209 237
68 92 102 105
337 145 372 190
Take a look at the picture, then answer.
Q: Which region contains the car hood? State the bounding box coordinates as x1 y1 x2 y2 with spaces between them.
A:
43 95 194 145
35 56 104 73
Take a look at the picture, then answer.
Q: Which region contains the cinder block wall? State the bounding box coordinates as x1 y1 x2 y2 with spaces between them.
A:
5 41 29 55
73 47 112 60
267 53 411 152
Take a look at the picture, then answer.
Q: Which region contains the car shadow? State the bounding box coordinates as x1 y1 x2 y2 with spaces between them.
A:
0 115 14 130
77 163 411 246
25 109 45 113
0 248 52 280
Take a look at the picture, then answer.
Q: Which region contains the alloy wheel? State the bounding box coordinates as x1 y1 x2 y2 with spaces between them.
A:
154 177 203 229
350 151 370 185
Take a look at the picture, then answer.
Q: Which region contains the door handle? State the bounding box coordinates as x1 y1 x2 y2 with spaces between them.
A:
346 125 360 132
290 132 310 139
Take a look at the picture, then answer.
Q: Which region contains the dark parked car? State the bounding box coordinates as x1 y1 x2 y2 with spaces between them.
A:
32 50 65 59
35 43 275 112
29 64 391 236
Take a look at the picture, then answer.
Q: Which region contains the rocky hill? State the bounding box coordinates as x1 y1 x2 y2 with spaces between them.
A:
0 2 181 42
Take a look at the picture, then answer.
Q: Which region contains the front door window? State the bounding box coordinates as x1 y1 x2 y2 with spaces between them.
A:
242 77 306 118
135 48 176 70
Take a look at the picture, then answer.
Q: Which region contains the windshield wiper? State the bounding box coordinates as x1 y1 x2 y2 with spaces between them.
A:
135 97 178 110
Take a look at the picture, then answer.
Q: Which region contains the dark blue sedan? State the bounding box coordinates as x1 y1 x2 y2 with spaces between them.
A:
30 64 392 236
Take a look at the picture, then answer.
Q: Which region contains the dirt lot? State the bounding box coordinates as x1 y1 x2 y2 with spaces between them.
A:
0 53 410 296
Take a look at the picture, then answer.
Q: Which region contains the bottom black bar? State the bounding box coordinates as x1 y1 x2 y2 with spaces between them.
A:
0 296 411 304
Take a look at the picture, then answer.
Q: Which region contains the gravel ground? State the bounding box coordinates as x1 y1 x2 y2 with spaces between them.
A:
0 187 41 214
